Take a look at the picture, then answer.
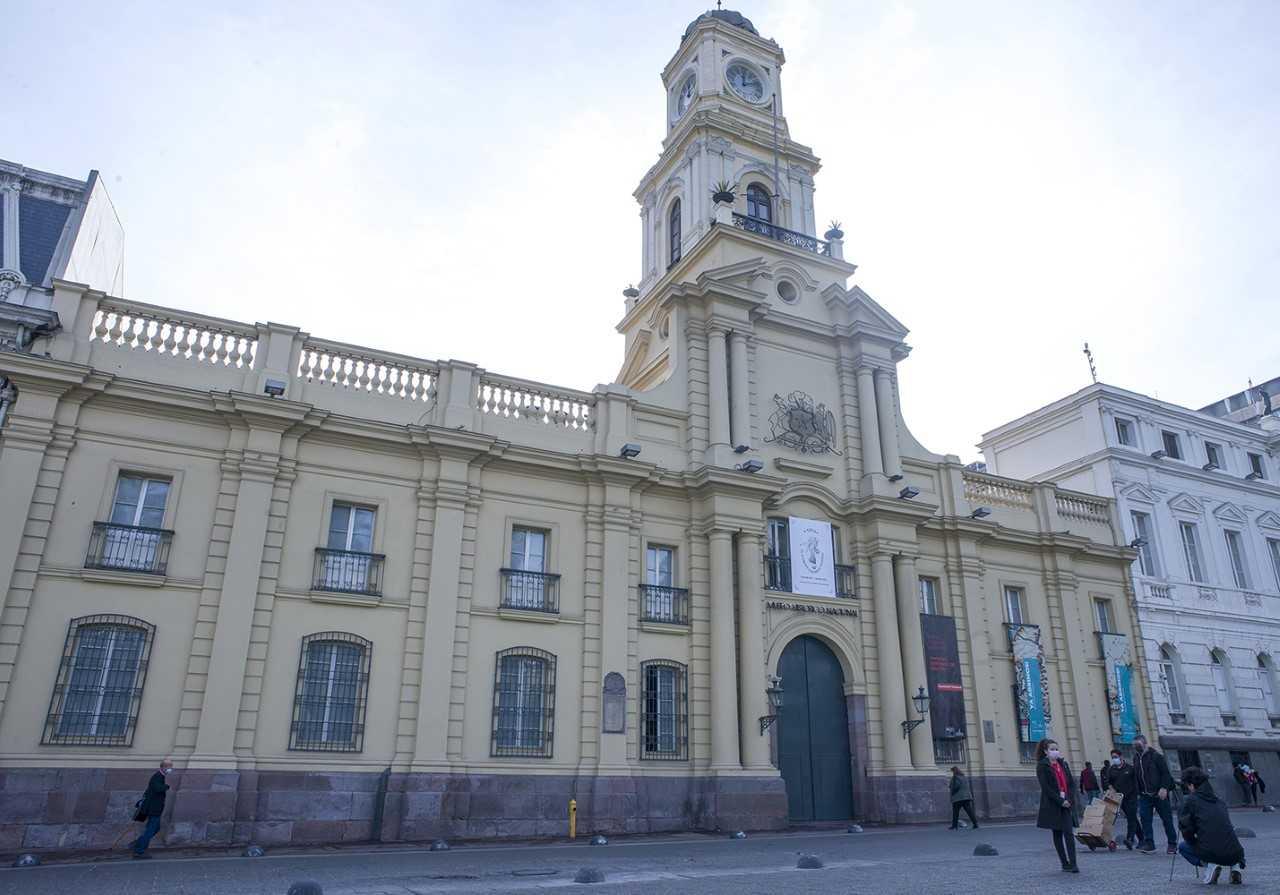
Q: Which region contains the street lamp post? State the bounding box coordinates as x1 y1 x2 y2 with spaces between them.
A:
759 675 784 735
901 685 931 739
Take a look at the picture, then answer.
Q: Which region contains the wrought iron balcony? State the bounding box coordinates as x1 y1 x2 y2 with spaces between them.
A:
640 584 690 625
835 563 857 598
500 568 560 613
313 548 385 597
731 213 831 256
85 522 173 575
764 556 857 599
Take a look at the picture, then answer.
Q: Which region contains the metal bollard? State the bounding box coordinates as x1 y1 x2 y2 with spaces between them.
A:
569 798 577 840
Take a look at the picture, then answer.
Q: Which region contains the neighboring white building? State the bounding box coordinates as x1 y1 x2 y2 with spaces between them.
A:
980 382 1280 803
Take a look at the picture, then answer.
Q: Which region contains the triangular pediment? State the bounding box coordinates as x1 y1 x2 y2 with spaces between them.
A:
1119 482 1158 504
1212 501 1248 525
1256 511 1280 532
824 284 909 339
616 329 653 387
696 257 772 290
1167 492 1204 516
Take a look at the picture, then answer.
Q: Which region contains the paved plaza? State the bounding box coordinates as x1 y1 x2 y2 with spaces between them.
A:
2 810 1277 895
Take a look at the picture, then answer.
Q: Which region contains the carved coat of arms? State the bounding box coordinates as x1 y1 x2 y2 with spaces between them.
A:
764 391 841 455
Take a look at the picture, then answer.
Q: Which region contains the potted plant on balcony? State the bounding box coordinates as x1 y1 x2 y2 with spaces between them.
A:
824 219 844 240
711 180 737 204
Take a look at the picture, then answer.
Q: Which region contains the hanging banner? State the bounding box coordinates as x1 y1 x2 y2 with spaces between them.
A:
788 516 835 598
921 613 966 741
1099 631 1140 744
1008 623 1051 742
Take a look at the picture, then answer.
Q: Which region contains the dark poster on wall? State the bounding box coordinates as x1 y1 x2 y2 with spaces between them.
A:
921 614 966 741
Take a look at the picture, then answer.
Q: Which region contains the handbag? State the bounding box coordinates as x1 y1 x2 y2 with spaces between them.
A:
133 799 147 822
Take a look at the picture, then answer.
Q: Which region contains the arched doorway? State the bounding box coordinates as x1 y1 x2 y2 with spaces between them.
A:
777 635 853 821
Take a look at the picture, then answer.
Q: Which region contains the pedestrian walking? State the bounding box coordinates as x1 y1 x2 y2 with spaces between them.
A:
1248 768 1262 806
1176 766 1246 885
1233 763 1253 806
948 766 979 830
1080 761 1101 805
1132 734 1177 855
1101 748 1139 849
131 758 173 859
1035 738 1079 873
1255 770 1266 800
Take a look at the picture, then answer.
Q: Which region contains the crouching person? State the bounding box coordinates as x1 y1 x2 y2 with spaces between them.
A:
1178 766 1246 885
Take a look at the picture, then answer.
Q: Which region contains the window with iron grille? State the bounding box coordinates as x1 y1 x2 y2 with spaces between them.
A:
640 660 688 760
492 647 556 758
669 200 682 268
934 737 965 764
85 474 174 574
42 615 155 746
289 632 371 752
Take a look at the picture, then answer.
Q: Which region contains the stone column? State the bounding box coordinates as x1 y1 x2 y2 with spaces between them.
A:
598 503 632 768
874 369 902 479
894 554 933 769
706 327 731 459
0 182 20 270
728 331 750 450
736 532 771 770
856 366 884 477
871 553 911 770
709 529 741 769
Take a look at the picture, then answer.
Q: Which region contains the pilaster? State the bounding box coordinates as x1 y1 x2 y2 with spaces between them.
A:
708 529 741 769
871 553 911 771
736 530 771 770
894 553 933 768
856 365 884 479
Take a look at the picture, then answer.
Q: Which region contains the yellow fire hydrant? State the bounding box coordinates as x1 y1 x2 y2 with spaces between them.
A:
569 798 577 840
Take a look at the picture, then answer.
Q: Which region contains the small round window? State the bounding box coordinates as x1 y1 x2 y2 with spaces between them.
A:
776 280 799 303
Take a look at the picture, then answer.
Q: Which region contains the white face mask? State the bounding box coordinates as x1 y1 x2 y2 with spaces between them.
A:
1048 749 1062 761
161 767 172 776
1111 757 1121 766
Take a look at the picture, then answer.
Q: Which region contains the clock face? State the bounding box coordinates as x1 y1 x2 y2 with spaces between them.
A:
676 76 695 117
726 63 765 102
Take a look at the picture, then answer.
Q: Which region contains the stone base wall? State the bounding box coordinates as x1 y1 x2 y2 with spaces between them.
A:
864 773 1040 825
0 767 788 852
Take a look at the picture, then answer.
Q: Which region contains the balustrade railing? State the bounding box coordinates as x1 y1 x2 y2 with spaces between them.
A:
1055 491 1111 523
499 568 560 613
85 522 173 575
298 339 438 404
1146 582 1174 600
313 548 384 597
731 213 831 256
835 563 858 598
763 555 856 599
477 375 594 432
90 302 258 369
962 471 1035 510
639 584 690 625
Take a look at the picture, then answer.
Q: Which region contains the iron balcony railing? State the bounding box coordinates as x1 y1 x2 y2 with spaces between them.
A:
313 548 385 597
731 213 831 256
85 522 174 575
639 584 690 625
764 555 857 599
499 568 561 613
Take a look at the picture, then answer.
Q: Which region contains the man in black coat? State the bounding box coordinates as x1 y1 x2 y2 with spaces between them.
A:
1101 748 1139 848
131 758 173 858
1178 766 1245 885
1132 735 1177 854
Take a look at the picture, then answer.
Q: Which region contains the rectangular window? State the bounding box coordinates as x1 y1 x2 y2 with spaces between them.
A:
43 615 155 746
1130 511 1159 577
645 545 675 587
511 526 547 572
1003 586 1026 625
1248 452 1266 479
1093 598 1116 633
1224 529 1250 589
1115 418 1135 447
1204 442 1222 469
919 577 942 615
327 503 375 553
1161 431 1182 459
1211 653 1235 717
1159 653 1184 715
502 527 558 612
641 544 688 624
1268 538 1280 591
765 517 791 591
290 633 371 752
90 474 173 573
492 648 556 757
1180 521 1205 583
641 661 688 760
318 503 379 593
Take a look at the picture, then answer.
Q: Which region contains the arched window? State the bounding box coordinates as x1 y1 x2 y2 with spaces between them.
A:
492 647 556 757
43 614 155 746
1259 654 1279 719
1210 649 1238 725
668 200 682 268
746 183 772 223
640 660 688 760
290 632 372 752
1158 644 1186 723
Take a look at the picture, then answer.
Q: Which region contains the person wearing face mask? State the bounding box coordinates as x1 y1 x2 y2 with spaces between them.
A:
1131 734 1177 854
1100 748 1139 849
1035 738 1079 873
131 758 174 858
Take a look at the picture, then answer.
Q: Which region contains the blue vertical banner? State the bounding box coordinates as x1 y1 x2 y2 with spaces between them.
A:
1100 632 1139 744
1008 624 1051 743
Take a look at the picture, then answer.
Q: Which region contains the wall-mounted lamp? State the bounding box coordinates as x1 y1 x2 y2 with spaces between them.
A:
737 459 764 474
1202 462 1219 472
1150 449 1167 460
888 474 904 483
263 379 287 397
759 675 784 735
733 444 751 454
1246 471 1263 481
970 507 992 519
898 486 920 500
618 443 642 459
1129 537 1147 549
901 686 930 739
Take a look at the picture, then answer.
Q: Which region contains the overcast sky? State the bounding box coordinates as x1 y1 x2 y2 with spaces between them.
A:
4 1 1278 458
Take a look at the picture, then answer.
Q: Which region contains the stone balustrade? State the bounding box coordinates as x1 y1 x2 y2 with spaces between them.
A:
1146 582 1174 600
962 470 1035 510
476 373 594 432
91 299 258 369
298 337 438 404
1055 491 1111 524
